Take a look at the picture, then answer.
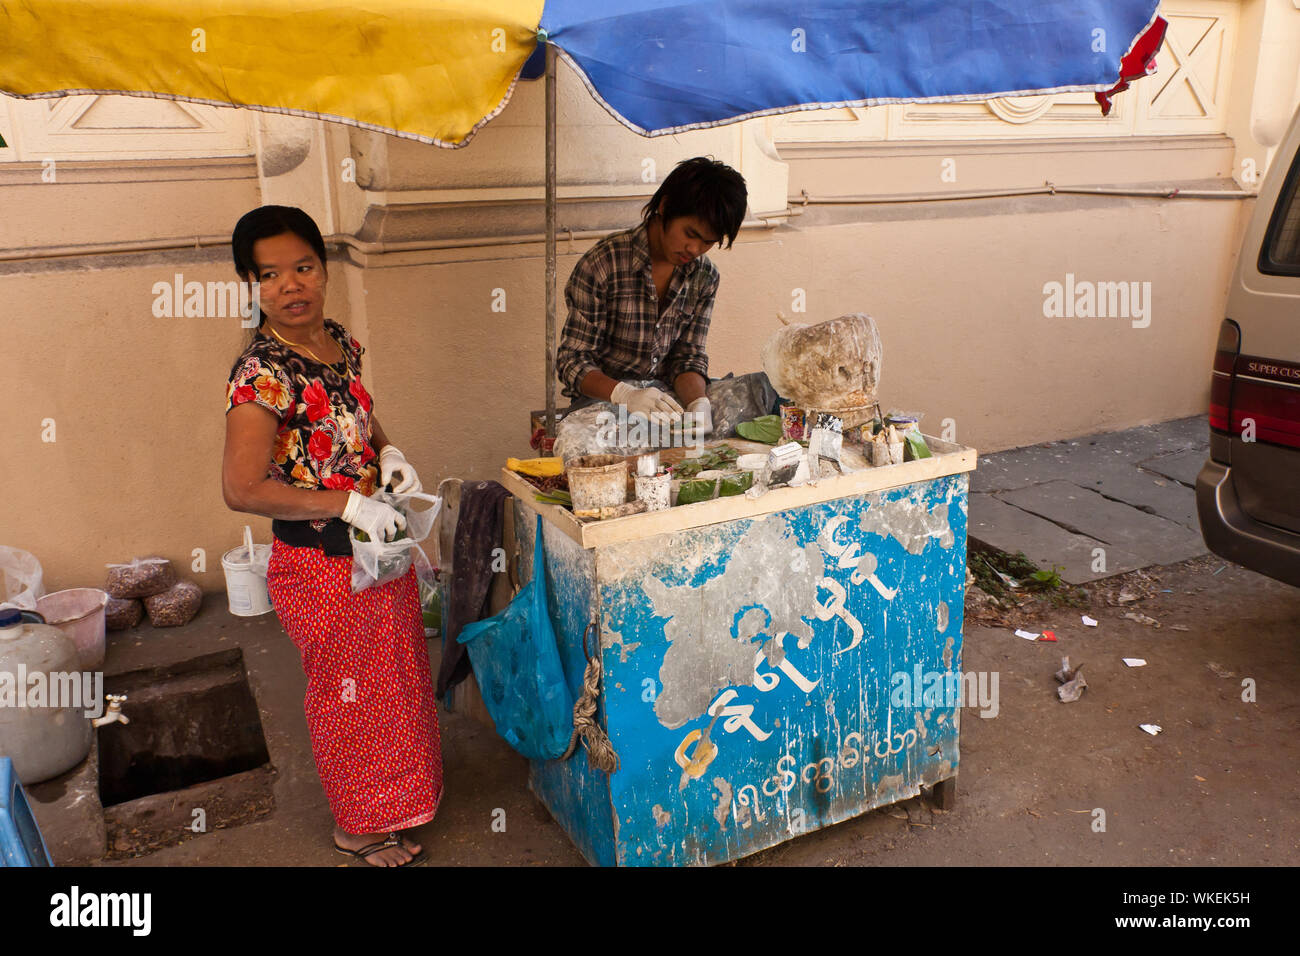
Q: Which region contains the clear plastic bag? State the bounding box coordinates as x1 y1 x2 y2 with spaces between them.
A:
411 547 442 634
0 546 44 611
348 490 442 593
553 379 667 463
104 556 176 599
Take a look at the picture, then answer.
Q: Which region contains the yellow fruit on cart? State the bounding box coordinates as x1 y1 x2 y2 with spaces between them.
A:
507 456 565 478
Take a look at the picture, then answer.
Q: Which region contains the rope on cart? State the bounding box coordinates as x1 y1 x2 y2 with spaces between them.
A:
561 621 620 773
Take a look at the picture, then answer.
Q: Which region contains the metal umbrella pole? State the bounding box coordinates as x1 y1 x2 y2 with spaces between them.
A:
544 39 557 439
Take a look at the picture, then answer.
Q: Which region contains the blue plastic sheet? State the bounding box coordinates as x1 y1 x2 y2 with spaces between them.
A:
457 514 575 761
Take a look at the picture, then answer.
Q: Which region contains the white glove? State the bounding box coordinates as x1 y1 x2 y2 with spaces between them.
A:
379 444 421 494
342 490 407 542
684 397 713 439
611 381 683 425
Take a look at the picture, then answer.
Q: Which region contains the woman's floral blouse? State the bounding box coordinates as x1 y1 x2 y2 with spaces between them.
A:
225 319 379 508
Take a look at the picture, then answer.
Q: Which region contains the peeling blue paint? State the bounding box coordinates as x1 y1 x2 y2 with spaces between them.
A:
525 474 968 866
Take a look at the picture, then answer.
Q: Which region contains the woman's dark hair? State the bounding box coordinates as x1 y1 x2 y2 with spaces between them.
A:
641 156 748 249
231 205 328 332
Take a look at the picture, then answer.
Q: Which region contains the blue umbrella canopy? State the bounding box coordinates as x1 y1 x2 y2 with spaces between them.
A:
539 0 1166 135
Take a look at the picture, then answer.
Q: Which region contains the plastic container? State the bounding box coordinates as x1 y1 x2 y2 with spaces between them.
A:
34 588 107 670
634 472 672 511
222 526 272 616
0 609 93 785
870 438 904 466
0 756 53 866
566 455 629 512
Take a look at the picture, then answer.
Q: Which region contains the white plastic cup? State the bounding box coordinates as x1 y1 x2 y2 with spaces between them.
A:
221 526 272 616
634 472 672 511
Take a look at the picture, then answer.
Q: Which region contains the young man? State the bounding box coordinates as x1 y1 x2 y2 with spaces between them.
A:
556 156 748 437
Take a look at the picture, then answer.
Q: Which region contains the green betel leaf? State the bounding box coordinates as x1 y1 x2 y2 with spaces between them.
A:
676 478 718 505
719 472 753 496
673 459 705 479
904 432 932 460
736 414 782 444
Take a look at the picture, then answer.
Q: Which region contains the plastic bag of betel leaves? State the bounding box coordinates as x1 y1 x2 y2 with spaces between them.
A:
348 490 442 593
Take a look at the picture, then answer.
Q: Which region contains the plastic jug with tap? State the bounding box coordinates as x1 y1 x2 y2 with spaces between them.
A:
0 608 93 784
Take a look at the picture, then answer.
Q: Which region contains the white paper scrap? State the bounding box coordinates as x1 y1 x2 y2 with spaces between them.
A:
1082 615 1099 627
1139 724 1162 736
1123 658 1147 667
1014 629 1040 641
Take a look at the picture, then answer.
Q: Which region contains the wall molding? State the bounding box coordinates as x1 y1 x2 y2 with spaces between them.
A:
775 134 1235 159
2 94 253 162
0 155 256 185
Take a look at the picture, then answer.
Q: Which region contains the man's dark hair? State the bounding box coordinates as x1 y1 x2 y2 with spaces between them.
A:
231 205 328 331
641 156 748 249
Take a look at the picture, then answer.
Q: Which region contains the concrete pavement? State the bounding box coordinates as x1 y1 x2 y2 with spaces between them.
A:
969 415 1210 583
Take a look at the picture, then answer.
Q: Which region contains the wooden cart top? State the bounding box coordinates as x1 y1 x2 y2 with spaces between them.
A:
500 434 976 549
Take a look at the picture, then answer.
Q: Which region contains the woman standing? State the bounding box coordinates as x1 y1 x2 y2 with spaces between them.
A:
222 205 442 867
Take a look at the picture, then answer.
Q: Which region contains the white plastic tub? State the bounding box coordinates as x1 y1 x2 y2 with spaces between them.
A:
35 588 108 669
221 526 272 616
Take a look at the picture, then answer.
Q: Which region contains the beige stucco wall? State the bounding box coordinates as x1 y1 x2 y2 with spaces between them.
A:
0 182 1246 593
1 0 1294 594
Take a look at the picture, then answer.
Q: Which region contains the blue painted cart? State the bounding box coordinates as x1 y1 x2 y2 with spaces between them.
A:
496 436 976 866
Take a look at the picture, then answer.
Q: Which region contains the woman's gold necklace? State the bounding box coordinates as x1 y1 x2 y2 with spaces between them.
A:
268 324 344 370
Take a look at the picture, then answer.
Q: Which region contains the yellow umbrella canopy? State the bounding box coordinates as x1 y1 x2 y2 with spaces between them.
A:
0 0 545 148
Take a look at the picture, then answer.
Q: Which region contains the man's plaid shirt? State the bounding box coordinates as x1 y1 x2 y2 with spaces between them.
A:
557 218 719 399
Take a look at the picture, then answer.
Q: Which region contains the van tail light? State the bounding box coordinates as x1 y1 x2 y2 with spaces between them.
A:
1208 319 1239 432
1231 355 1300 448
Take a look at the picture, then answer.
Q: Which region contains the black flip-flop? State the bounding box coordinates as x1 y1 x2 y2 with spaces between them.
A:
334 832 427 867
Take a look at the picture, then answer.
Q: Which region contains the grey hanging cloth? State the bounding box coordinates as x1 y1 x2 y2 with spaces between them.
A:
437 480 512 698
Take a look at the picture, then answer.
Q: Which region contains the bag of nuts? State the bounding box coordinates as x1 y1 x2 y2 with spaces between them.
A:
143 580 202 627
105 596 144 631
105 557 176 599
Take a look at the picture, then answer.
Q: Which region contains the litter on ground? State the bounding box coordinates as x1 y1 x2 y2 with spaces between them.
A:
1123 610 1160 627
1054 656 1087 703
